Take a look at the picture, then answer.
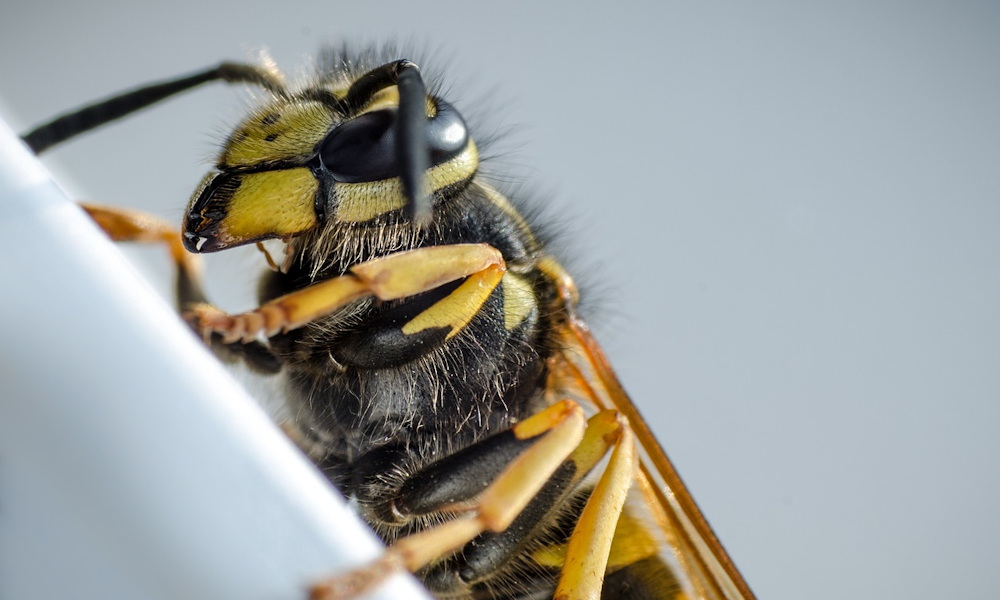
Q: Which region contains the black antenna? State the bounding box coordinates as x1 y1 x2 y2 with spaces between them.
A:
22 62 284 154
341 60 431 226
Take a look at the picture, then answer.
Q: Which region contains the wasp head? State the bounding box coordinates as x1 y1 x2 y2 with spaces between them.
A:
183 60 477 254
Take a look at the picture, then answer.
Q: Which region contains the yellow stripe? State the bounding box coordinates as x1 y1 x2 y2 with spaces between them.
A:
332 178 408 222
605 509 661 570
333 140 479 223
401 264 504 340
556 425 636 598
501 272 536 331
221 100 334 167
218 168 319 243
478 182 538 250
359 87 438 118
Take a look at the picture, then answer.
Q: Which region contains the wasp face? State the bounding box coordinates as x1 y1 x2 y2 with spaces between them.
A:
183 63 477 254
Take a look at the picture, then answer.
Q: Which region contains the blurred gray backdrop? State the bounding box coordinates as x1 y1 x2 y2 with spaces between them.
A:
2 1 998 598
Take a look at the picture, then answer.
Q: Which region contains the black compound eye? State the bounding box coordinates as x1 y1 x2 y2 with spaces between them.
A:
318 109 399 183
426 99 468 164
316 100 470 184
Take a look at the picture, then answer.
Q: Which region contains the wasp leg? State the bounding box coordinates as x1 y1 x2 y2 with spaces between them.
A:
23 62 285 154
376 427 547 519
82 203 197 279
80 203 218 311
82 203 280 372
441 409 631 594
555 412 636 598
188 243 506 344
309 399 588 600
549 324 702 599
443 409 636 599
357 408 618 523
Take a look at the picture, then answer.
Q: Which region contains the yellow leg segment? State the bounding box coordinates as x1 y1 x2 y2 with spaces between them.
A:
555 416 637 600
541 348 649 599
401 264 505 341
309 399 587 600
82 203 201 278
188 243 506 343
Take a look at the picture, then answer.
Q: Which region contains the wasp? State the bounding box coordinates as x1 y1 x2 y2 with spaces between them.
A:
23 47 755 600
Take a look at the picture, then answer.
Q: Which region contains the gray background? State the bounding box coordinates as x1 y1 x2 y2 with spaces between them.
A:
2 1 998 599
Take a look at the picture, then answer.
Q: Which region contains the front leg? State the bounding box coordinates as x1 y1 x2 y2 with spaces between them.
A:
186 243 506 344
81 203 280 373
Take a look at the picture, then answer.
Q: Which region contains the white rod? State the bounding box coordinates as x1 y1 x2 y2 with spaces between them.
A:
0 118 431 600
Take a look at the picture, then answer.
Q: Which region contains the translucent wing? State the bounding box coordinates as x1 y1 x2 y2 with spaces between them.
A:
554 316 756 600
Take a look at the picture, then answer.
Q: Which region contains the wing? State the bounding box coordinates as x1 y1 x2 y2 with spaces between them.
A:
552 315 756 600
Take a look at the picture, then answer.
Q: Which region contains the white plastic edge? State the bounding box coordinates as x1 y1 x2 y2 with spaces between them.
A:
0 118 431 600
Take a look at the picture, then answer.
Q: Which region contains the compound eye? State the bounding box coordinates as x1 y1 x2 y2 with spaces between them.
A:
427 99 468 163
318 109 399 183
316 100 470 185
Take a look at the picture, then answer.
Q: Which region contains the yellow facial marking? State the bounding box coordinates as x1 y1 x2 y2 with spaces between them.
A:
219 168 319 242
333 179 408 223
430 138 478 187
361 87 400 113
333 140 479 223
360 87 437 118
221 100 334 167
